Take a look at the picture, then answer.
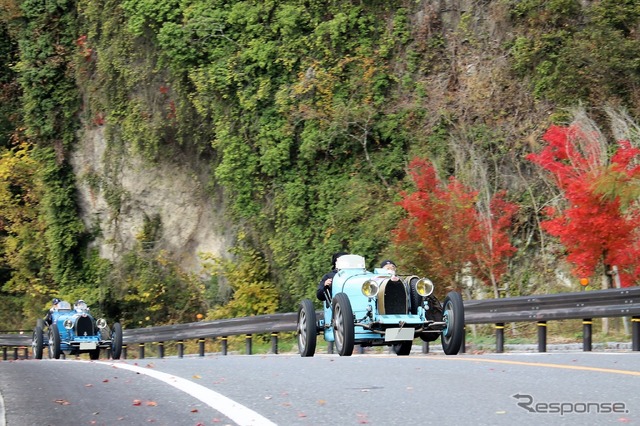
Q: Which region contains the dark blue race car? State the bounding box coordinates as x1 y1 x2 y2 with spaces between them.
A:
32 300 123 360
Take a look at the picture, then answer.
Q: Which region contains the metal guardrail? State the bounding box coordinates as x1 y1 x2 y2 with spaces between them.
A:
2 287 640 359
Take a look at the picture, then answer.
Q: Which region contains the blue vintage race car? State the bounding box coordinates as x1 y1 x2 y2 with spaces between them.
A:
32 300 123 360
297 255 465 356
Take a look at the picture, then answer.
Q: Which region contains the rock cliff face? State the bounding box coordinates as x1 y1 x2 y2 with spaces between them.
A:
71 127 233 273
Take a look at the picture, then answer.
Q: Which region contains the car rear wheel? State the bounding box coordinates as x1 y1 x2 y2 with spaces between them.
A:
332 293 354 356
111 322 123 360
392 340 413 356
32 325 44 359
297 299 317 357
441 291 464 355
49 323 61 359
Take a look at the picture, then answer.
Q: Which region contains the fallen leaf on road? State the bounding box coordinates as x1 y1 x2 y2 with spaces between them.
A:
54 399 70 405
133 400 142 406
146 401 157 406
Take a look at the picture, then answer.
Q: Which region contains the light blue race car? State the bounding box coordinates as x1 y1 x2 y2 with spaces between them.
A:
32 300 123 360
297 255 465 356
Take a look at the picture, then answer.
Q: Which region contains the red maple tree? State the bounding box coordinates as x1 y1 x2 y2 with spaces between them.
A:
393 158 517 293
527 124 640 287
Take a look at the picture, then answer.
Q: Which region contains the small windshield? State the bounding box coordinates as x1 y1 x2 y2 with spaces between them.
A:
56 301 72 310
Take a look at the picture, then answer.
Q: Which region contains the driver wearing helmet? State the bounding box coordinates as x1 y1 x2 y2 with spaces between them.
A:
44 298 61 326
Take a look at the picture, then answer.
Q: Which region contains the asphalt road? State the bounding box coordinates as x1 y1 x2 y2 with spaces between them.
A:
1 352 638 425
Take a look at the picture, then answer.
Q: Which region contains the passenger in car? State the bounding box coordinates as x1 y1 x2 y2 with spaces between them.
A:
379 260 401 282
380 259 396 272
316 251 348 301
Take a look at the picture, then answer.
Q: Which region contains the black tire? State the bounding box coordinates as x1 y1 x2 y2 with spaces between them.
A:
408 277 422 315
297 299 317 357
392 340 413 356
419 331 441 342
49 323 61 359
89 349 100 360
32 326 44 360
111 322 123 360
441 291 465 355
332 293 355 356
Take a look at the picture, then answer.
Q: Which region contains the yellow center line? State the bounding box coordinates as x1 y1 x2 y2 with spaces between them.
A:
429 356 640 376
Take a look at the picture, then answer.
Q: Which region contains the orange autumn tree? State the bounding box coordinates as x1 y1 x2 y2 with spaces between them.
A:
527 124 640 287
393 158 517 295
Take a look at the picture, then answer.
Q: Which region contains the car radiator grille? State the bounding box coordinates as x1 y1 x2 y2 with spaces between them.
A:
76 316 96 336
383 280 407 314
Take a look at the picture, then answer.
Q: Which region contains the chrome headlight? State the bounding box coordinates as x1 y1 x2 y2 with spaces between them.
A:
63 319 73 330
416 278 434 297
96 318 107 329
361 279 379 297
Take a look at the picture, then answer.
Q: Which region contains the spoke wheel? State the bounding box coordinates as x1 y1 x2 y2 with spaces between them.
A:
441 291 465 355
48 323 61 359
297 299 317 357
32 326 44 359
332 293 354 356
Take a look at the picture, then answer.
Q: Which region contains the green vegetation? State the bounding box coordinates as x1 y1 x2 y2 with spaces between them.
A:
1 1 640 333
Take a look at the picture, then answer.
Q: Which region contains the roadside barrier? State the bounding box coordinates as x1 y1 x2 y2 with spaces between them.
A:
2 287 639 359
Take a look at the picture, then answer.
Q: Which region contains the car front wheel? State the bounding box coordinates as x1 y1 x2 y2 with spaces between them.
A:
297 299 317 357
49 323 61 359
32 325 44 359
441 291 464 355
111 322 123 360
332 293 355 356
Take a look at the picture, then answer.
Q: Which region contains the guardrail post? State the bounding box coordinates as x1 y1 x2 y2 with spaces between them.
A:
198 338 205 357
221 336 228 355
245 334 252 355
327 341 334 354
357 345 364 354
157 342 164 359
537 321 547 352
138 343 145 359
460 326 466 354
23 347 28 359
495 323 505 353
122 345 127 359
422 341 429 354
582 319 592 352
13 347 18 360
270 332 278 354
633 316 640 351
2 347 7 361
177 340 184 358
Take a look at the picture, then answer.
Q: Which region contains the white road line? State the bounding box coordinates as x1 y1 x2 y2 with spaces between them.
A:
0 387 6 426
73 360 277 426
